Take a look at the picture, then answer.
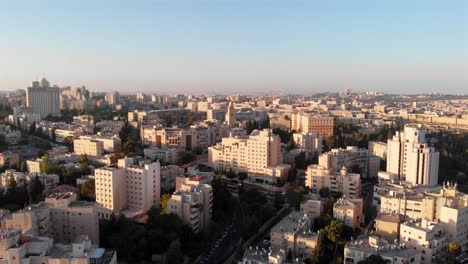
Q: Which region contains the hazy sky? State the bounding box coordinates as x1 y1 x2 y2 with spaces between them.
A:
1 0 467 94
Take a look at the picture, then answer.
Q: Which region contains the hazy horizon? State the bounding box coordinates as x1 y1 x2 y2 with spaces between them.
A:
1 0 467 94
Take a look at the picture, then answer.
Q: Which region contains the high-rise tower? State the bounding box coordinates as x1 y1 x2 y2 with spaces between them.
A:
26 78 60 118
386 124 439 185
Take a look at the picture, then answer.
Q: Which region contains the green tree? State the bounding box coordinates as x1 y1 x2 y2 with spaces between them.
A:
357 254 386 264
325 220 347 256
20 161 27 173
192 145 203 155
28 175 45 204
160 193 172 214
311 229 329 264
81 179 95 199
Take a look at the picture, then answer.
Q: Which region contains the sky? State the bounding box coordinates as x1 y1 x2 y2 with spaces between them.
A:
1 0 467 94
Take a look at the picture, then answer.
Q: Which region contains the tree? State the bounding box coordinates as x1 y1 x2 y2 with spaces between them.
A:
319 187 331 198
41 153 50 173
123 140 135 154
325 220 347 256
311 229 329 264
20 161 27 173
79 154 89 164
160 193 172 214
357 254 385 264
237 172 248 181
192 145 203 155
28 175 45 203
81 179 95 199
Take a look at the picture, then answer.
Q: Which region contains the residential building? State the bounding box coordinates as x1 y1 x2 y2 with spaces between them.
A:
141 125 216 150
300 196 324 219
26 78 60 118
306 166 361 198
0 152 20 169
344 235 421 264
2 192 100 245
118 157 161 212
144 147 180 164
386 124 439 186
94 166 127 213
368 141 387 160
291 112 334 137
292 132 322 154
270 211 315 259
74 137 104 158
374 213 402 242
400 219 447 264
208 129 282 175
319 146 380 177
333 196 363 229
167 179 213 233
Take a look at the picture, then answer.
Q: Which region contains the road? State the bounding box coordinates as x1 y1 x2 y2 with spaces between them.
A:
197 201 242 264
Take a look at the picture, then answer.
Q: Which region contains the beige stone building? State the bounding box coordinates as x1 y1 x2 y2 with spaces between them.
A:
344 235 421 264
300 196 324 219
306 166 361 198
167 178 213 233
141 125 216 150
333 196 363 229
95 165 127 214
73 137 104 158
368 141 387 160
270 211 315 259
374 213 402 242
0 152 20 169
291 112 334 138
1 192 99 245
26 78 60 118
292 132 322 154
319 146 380 178
400 219 447 264
386 124 439 186
208 129 282 175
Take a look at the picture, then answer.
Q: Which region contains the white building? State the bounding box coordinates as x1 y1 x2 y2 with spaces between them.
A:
386 124 439 186
292 132 322 154
306 166 361 198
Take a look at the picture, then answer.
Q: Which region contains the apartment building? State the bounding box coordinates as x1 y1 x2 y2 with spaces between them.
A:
118 158 161 212
2 192 99 245
368 141 387 160
144 147 180 164
1 234 116 264
73 137 104 158
26 78 60 118
386 124 439 186
292 132 322 154
378 182 468 250
319 146 380 178
226 101 235 127
374 213 403 241
300 196 324 219
94 165 127 214
167 179 213 233
141 125 216 150
161 165 184 192
333 196 363 229
208 129 282 175
344 235 421 264
270 211 315 259
400 219 447 264
0 152 19 169
291 112 334 137
95 158 162 216
306 166 361 198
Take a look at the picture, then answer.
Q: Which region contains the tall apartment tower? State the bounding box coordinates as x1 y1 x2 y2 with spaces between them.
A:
386 124 439 185
26 78 60 118
226 101 235 127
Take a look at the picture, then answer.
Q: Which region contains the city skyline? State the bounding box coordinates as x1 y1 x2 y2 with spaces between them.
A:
1 0 468 94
